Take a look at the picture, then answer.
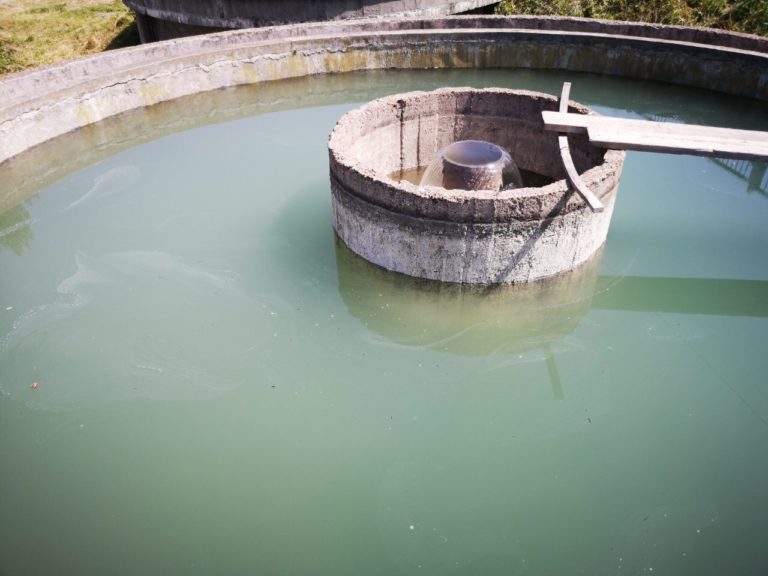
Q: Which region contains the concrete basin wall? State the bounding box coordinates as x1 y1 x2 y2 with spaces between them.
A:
124 0 501 42
329 88 625 283
1 16 766 168
338 89 604 183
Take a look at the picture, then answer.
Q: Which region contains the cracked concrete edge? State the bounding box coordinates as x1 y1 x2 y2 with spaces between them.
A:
0 16 766 166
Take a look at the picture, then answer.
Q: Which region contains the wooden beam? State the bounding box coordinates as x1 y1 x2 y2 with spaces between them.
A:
555 83 604 213
542 111 768 161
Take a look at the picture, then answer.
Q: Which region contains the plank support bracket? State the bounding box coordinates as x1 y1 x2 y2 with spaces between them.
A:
556 82 604 213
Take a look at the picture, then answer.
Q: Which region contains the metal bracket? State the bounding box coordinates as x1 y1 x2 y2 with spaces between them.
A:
556 82 604 213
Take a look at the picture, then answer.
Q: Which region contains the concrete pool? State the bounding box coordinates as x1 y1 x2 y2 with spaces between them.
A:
1 15 767 575
1 67 767 574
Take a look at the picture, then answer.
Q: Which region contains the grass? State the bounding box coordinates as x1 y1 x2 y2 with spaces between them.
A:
496 0 768 36
0 0 138 75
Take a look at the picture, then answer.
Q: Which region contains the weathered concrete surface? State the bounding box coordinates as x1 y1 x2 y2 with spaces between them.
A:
125 0 500 42
328 88 625 283
1 17 766 168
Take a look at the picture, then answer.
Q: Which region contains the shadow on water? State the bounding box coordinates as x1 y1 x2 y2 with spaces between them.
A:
593 275 768 317
711 158 768 197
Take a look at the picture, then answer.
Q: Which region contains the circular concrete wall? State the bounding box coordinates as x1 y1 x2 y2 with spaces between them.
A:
0 16 766 168
124 0 500 42
328 88 625 283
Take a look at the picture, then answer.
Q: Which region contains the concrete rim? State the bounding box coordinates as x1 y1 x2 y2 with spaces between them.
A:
1 16 766 168
328 87 626 222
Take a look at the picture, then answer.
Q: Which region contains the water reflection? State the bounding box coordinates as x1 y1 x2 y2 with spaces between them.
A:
638 109 768 197
334 236 603 357
712 159 768 197
543 343 564 400
593 275 768 317
336 232 768 364
593 78 768 132
640 112 768 198
1 70 524 211
0 203 33 256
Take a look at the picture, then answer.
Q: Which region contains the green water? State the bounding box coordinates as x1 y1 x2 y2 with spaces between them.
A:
1 70 767 576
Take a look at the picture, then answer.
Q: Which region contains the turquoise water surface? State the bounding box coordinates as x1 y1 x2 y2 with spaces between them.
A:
1 69 767 575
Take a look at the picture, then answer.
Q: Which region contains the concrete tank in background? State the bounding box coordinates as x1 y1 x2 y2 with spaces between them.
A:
124 0 500 42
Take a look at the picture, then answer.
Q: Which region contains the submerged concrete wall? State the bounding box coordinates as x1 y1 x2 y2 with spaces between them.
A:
124 0 500 42
1 16 766 168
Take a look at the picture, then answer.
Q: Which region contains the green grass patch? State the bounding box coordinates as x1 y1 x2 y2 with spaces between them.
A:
496 0 768 36
0 0 139 75
28 3 66 14
0 42 20 74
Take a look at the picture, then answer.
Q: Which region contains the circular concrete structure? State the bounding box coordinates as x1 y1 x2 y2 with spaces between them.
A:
0 16 766 169
328 87 625 283
124 0 500 42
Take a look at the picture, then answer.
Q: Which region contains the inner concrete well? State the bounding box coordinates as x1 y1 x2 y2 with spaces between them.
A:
328 88 625 284
124 0 500 42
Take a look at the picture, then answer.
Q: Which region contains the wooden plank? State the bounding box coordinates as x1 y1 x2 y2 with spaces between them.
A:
542 110 768 161
543 111 752 137
588 128 745 157
555 83 604 213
